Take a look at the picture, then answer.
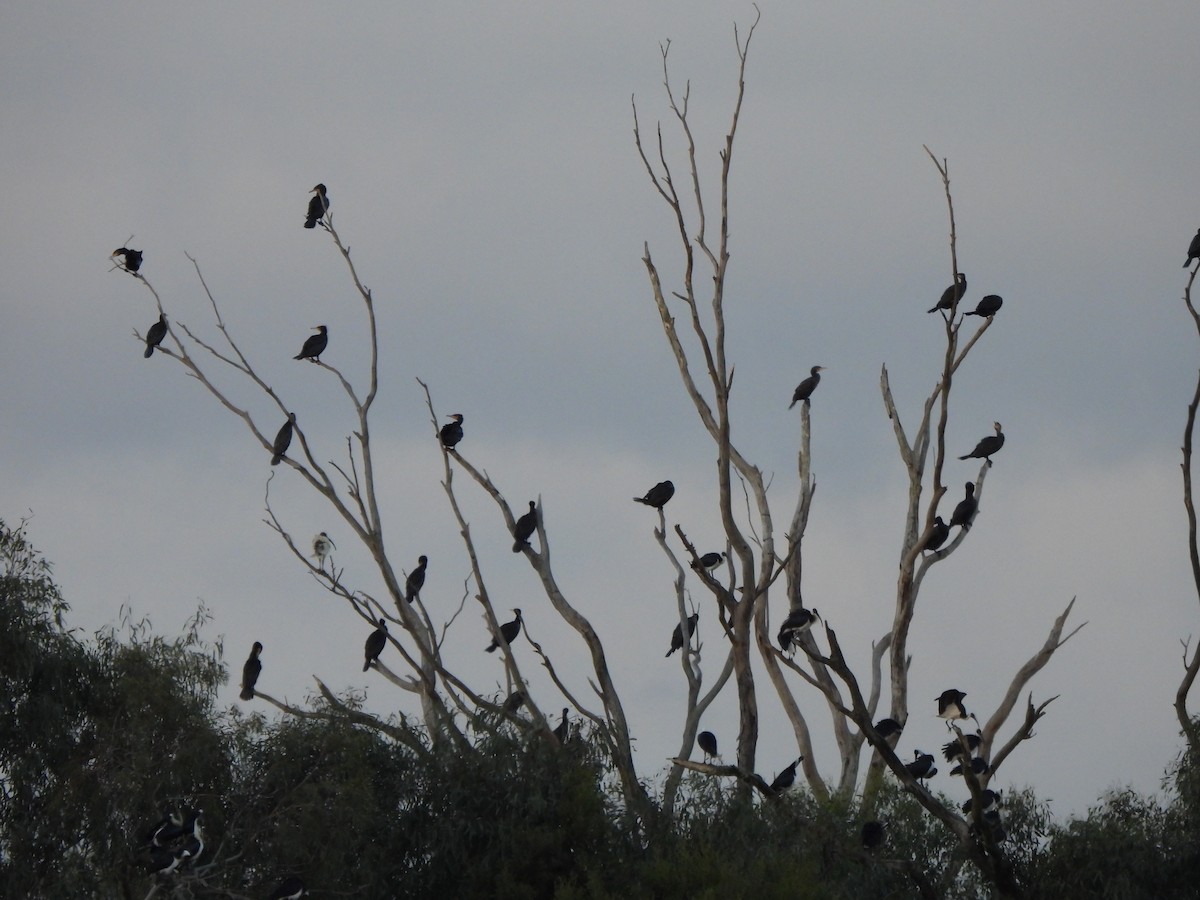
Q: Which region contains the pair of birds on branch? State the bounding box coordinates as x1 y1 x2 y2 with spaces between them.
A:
695 731 802 794
140 809 205 876
927 273 1004 319
921 423 1005 551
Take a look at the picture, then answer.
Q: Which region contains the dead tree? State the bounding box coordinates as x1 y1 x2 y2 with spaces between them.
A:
1177 259 1200 748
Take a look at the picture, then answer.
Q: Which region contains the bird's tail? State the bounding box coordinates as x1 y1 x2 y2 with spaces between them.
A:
485 644 498 653
957 454 969 460
362 660 371 672
788 399 797 410
144 346 155 358
512 540 525 553
927 306 940 314
239 688 253 701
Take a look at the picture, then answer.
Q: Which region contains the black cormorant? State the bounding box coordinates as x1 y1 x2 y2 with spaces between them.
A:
553 707 570 743
777 606 820 653
293 325 328 362
965 294 1003 318
239 641 262 701
486 608 523 652
922 516 950 553
959 422 1004 461
928 272 967 313
769 757 802 793
440 413 464 449
144 313 167 358
789 366 825 409
269 876 307 899
363 619 387 671
311 532 335 569
512 501 538 552
874 717 905 740
906 750 937 780
113 247 143 272
405 555 428 603
949 482 977 530
502 689 526 713
936 689 969 726
697 730 719 760
665 612 699 657
633 480 674 509
1186 228 1200 268
694 551 726 572
304 184 329 229
862 820 887 850
271 413 296 466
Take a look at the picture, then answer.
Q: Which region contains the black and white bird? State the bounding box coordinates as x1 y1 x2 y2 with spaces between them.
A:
959 422 1005 462
962 789 1001 816
144 810 184 849
906 750 937 780
552 708 570 743
928 272 967 314
113 247 143 272
922 516 950 553
942 731 982 762
1185 228 1200 268
665 613 699 657
697 730 719 761
949 482 977 531
769 757 802 794
633 480 675 509
144 313 167 358
269 876 307 899
936 689 969 727
363 619 387 672
271 413 296 466
950 756 989 777
311 532 335 570
964 294 1003 318
405 555 428 603
511 501 539 552
861 820 887 850
694 551 726 572
777 607 820 653
304 183 329 229
293 325 328 362
240 641 262 701
874 718 905 740
439 413 464 450
789 366 825 409
486 608 523 653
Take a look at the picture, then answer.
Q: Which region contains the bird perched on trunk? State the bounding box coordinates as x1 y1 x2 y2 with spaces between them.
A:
304 183 329 228
922 516 950 553
693 551 726 572
633 480 674 509
112 247 143 272
143 313 167 358
962 789 1001 816
874 717 905 740
1186 228 1200 268
363 619 387 671
268 876 306 900
239 642 262 701
405 555 428 603
311 532 335 570
949 482 977 530
502 689 526 713
271 413 296 465
906 750 937 780
950 756 989 777
697 730 719 761
439 413 464 450
936 689 969 726
511 501 538 552
293 325 328 362
777 607 820 653
665 612 699 657
552 708 570 743
486 608 523 652
928 272 967 314
943 730 982 762
769 757 802 794
862 820 887 850
959 422 1005 462
965 294 1003 318
789 366 825 409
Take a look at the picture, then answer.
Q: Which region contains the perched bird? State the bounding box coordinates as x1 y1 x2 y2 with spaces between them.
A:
906 750 937 780
511 501 539 552
922 516 950 553
769 757 802 794
937 689 969 726
486 608 523 652
949 482 977 530
950 756 989 777
271 413 296 466
439 413 464 450
928 272 967 314
304 183 329 229
1186 228 1200 268
962 789 1001 815
269 876 307 900
874 718 905 740
697 730 719 761
176 810 205 865
665 612 699 657
959 422 1005 462
861 820 887 851
633 480 675 509
694 551 726 572
363 619 388 672
144 313 167 358
405 555 428 603
965 294 1003 318
777 607 821 653
789 366 825 409
144 810 184 849
552 708 570 743
113 247 143 272
502 690 526 713
311 532 335 569
239 641 262 701
942 731 983 762
293 325 328 362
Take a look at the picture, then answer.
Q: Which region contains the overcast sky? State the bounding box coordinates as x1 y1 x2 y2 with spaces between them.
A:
4 3 1200 820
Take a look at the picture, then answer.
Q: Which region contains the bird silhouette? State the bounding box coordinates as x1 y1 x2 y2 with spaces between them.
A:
1186 228 1200 268
486 609 523 652
113 247 143 272
964 294 1003 318
304 184 329 228
959 422 1005 462
697 730 719 760
512 501 538 552
405 555 428 603
928 272 967 313
363 619 387 671
665 613 699 657
293 325 328 362
949 482 977 530
633 480 675 509
144 313 167 358
239 642 262 701
271 413 296 466
789 366 825 409
440 414 464 449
